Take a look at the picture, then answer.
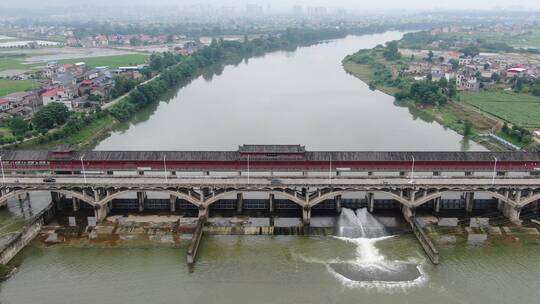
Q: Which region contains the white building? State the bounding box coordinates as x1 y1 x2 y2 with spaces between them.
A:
41 87 73 110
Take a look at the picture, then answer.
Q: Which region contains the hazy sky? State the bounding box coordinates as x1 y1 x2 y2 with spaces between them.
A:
1 0 539 10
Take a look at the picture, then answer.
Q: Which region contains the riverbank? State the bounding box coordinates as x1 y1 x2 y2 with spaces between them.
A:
342 55 513 151
5 28 351 150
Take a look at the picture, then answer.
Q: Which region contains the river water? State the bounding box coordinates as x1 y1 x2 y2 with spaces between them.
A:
95 32 484 151
3 32 539 303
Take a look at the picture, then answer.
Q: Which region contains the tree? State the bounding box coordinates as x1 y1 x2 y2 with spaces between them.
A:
88 94 102 102
461 46 480 58
463 120 473 136
438 77 448 89
409 81 447 105
129 37 141 46
32 103 70 130
502 123 509 133
449 59 459 70
512 76 528 92
427 50 434 63
532 86 540 96
447 82 457 98
491 73 501 82
8 117 30 136
383 41 401 60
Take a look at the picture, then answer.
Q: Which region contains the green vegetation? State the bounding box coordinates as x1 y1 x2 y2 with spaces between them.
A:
111 76 139 99
0 55 41 72
463 120 473 136
6 28 348 149
110 28 347 122
0 264 11 279
399 80 450 105
459 91 540 128
345 44 453 106
500 123 534 146
343 32 540 150
0 53 147 73
0 79 39 96
16 113 117 149
33 103 70 131
400 31 516 53
57 54 149 68
344 45 412 95
438 30 540 49
383 41 401 60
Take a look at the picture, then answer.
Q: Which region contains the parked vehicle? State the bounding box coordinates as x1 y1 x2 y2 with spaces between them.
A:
43 178 56 183
270 178 283 185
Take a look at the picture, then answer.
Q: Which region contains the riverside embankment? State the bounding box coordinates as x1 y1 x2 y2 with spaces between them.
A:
342 45 536 151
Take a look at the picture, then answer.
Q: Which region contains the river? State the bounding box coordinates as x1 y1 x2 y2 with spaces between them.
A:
4 32 539 304
95 32 484 151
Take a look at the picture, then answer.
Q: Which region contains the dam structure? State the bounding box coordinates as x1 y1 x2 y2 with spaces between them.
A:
1 145 539 225
1 145 540 264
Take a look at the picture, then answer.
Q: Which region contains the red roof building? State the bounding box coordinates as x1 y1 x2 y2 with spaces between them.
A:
0 98 11 111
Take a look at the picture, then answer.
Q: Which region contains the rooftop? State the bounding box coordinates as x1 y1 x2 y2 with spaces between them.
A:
238 145 306 154
42 88 62 97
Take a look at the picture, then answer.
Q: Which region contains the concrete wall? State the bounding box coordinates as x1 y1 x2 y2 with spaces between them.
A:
0 219 43 265
0 203 54 265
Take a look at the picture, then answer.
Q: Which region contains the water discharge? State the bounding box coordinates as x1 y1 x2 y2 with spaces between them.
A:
329 208 425 289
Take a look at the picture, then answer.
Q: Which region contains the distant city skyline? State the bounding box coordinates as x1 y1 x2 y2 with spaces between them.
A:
1 0 540 11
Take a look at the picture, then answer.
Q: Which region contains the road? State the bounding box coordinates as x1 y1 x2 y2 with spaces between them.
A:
3 175 540 188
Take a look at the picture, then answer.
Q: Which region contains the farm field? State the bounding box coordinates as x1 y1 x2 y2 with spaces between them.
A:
57 54 149 68
439 30 540 48
0 56 41 72
0 79 40 96
459 91 540 128
1 53 148 72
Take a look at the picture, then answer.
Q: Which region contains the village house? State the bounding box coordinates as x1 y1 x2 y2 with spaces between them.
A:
7 106 33 119
406 62 432 75
456 67 480 91
41 87 74 110
430 69 446 81
52 72 77 92
3 91 38 107
41 61 60 79
506 67 528 78
0 98 11 112
77 73 113 102
0 112 12 124
459 56 473 66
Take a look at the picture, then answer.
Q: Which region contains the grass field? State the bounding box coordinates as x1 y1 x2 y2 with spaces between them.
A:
57 54 149 68
0 79 39 96
439 30 540 48
0 57 41 72
459 91 540 128
1 53 148 72
343 62 401 95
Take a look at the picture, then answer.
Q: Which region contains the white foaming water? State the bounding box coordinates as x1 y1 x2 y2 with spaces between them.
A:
327 208 426 290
